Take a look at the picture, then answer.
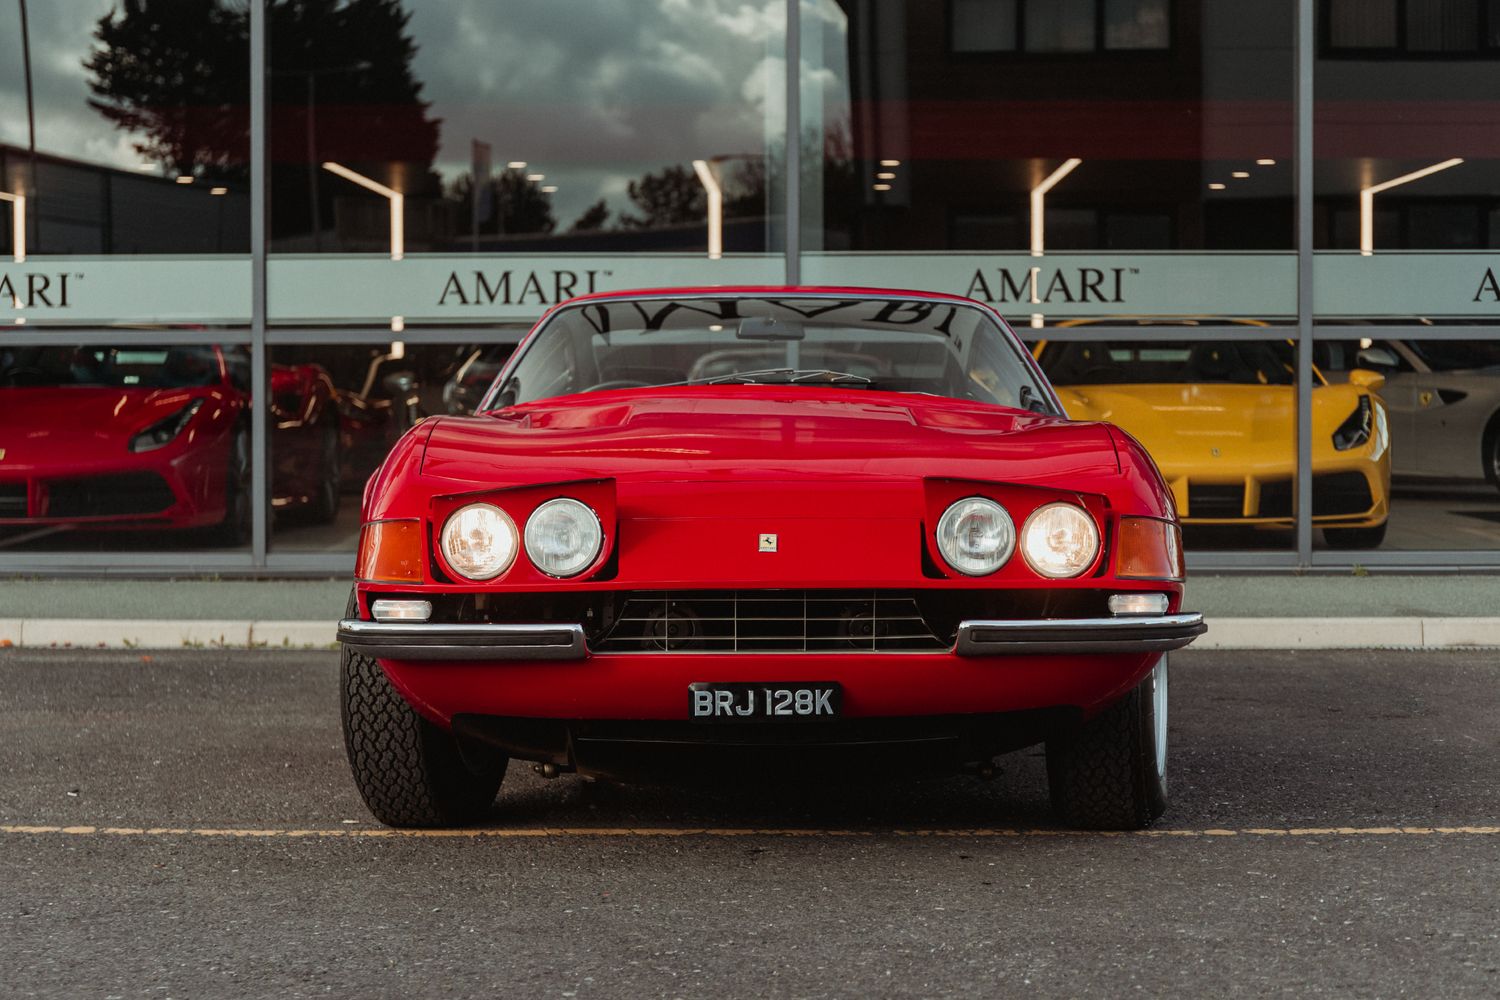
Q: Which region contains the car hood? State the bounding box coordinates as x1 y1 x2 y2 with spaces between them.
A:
0 386 218 468
1055 383 1297 464
420 388 1119 489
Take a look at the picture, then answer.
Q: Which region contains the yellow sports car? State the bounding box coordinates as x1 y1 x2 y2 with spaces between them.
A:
1034 340 1391 548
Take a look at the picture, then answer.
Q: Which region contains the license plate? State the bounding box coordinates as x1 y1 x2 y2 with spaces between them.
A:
689 682 842 722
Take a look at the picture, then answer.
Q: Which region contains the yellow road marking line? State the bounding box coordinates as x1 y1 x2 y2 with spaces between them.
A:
2 824 1498 840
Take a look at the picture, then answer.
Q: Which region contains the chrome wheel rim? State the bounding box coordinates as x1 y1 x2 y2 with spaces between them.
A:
1152 655 1169 778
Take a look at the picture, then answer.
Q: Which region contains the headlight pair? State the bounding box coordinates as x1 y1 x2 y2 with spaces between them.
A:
440 498 603 581
935 497 1098 579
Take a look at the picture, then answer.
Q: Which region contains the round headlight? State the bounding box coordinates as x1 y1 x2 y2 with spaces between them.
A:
440 503 518 580
1021 503 1099 579
935 497 1015 576
525 498 604 578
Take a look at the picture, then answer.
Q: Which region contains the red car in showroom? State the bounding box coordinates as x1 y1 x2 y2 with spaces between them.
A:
338 288 1204 830
0 344 341 543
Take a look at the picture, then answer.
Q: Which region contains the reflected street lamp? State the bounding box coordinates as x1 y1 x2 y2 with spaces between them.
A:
1028 158 1082 328
691 159 722 259
322 161 404 260
1360 158 1464 256
0 190 25 263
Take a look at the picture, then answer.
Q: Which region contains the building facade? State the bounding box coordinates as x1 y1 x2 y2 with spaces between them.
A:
1 0 1497 573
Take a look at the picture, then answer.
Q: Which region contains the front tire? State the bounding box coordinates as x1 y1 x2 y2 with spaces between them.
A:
341 633 506 827
1046 655 1169 830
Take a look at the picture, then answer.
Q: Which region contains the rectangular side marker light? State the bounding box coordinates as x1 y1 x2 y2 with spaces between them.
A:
1108 593 1169 616
371 599 433 623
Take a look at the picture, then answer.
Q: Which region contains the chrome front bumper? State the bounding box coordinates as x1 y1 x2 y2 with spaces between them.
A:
953 613 1206 655
336 613 1205 661
337 620 587 661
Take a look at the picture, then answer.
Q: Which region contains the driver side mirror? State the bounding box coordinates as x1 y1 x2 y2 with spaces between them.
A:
1355 346 1398 371
1348 368 1386 391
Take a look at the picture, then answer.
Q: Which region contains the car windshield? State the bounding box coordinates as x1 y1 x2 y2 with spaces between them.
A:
0 346 223 389
490 296 1053 411
1039 340 1296 387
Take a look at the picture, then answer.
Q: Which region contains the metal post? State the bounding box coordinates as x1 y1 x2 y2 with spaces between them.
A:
18 0 38 244
1295 0 1314 567
784 0 801 284
250 0 269 566
307 72 322 251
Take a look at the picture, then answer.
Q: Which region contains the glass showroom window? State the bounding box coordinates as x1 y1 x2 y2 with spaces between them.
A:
800 0 1298 556
267 338 521 553
1314 0 1500 555
0 1 252 560
265 0 788 337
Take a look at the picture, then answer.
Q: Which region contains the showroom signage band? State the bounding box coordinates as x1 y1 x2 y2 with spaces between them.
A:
4 253 1499 326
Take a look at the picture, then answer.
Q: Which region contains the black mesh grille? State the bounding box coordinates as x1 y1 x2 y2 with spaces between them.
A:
1314 471 1374 516
0 483 26 518
596 590 949 653
1258 479 1293 517
1187 484 1244 519
46 472 176 518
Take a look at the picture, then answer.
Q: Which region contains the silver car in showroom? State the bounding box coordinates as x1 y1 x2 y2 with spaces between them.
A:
1344 339 1500 489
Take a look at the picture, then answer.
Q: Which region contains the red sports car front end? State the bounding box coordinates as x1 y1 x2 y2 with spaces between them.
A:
337 289 1204 830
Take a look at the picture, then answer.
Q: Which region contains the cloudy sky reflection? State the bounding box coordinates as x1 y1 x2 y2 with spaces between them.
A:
0 0 797 224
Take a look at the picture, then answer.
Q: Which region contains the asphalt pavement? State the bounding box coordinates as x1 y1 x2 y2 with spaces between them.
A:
1 648 1497 998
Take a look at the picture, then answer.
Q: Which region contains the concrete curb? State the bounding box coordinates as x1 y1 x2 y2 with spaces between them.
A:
3 617 1500 652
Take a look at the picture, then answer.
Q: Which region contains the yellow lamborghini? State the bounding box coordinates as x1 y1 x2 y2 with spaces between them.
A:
1034 339 1391 548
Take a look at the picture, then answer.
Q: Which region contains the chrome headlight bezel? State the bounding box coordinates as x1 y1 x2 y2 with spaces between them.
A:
439 502 519 581
1021 502 1101 579
524 497 604 578
935 496 1016 577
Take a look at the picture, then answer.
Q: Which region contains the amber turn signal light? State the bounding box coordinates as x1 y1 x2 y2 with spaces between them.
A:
1116 516 1185 581
355 519 424 583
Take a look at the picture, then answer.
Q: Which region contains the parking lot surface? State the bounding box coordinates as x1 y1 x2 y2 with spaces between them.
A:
1 648 1497 998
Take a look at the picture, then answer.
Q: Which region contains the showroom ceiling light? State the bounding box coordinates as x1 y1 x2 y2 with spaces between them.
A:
210 187 228 196
691 159 723 260
1207 182 1226 190
507 160 526 169
1232 171 1250 178
1256 158 1276 166
0 190 25 262
322 161 404 260
1361 158 1463 255
175 175 194 184
872 182 892 191
880 159 900 167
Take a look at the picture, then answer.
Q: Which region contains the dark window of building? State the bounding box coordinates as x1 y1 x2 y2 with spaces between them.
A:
1325 0 1499 54
951 0 1170 54
952 0 1019 51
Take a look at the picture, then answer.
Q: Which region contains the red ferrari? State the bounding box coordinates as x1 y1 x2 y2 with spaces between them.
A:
338 288 1204 830
0 345 341 543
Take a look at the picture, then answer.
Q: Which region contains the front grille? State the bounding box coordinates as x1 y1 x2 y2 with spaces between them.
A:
1314 471 1374 516
0 483 27 518
1187 484 1244 519
596 590 949 653
1258 479 1293 517
46 472 176 518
